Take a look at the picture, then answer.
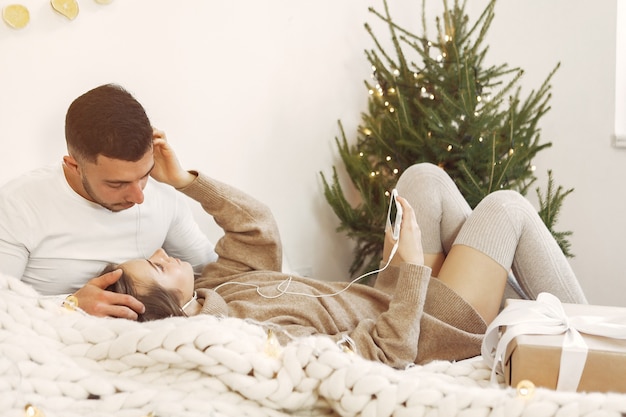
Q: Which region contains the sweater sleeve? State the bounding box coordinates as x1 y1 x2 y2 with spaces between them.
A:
372 260 399 295
340 263 431 368
177 172 282 285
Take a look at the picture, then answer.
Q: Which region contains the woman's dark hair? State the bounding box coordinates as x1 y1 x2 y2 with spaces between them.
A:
104 265 186 322
65 83 153 164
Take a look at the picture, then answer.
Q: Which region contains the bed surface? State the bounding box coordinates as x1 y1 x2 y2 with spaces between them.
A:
1 273 625 417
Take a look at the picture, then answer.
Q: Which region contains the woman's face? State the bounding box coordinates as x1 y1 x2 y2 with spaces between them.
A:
120 248 195 306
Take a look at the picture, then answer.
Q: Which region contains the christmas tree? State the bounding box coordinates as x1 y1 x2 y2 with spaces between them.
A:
321 0 574 276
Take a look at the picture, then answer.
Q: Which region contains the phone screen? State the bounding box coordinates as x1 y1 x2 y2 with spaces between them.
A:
387 189 402 240
389 193 398 228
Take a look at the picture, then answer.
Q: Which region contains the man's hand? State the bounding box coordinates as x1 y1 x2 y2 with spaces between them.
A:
150 128 195 189
72 269 145 320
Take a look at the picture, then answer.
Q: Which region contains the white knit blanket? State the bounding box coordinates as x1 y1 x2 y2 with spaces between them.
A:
2 273 626 417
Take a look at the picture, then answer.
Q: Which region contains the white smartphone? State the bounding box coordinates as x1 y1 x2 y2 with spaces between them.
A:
386 188 403 240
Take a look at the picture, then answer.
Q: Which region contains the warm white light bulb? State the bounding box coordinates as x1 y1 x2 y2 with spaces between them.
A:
264 329 282 358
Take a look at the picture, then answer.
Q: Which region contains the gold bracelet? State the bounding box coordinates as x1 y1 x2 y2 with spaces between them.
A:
63 294 79 311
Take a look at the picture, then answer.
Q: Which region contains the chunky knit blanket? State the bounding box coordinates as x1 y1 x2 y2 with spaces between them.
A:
2 273 626 417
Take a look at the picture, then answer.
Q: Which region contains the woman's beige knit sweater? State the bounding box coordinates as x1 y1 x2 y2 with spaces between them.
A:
180 173 487 369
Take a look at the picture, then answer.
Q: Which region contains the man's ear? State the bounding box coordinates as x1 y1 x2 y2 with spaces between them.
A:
63 155 80 174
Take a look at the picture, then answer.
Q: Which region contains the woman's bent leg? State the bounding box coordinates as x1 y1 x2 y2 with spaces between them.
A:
437 244 508 324
443 190 587 319
396 163 471 275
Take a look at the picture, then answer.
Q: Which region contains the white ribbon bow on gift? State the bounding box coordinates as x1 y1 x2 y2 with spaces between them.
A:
482 292 626 391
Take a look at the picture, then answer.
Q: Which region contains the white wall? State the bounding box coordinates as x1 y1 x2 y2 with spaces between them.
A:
615 0 626 143
0 0 622 305
467 0 622 307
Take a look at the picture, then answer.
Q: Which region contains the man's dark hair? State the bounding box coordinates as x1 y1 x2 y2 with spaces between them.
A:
65 84 153 164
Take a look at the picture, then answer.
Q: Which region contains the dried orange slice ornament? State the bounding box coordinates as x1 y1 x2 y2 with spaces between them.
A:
2 4 30 29
51 0 79 20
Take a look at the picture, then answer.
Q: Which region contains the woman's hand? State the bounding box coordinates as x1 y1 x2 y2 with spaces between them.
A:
384 196 425 266
150 128 196 189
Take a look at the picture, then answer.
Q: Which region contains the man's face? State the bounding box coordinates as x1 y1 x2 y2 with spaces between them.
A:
78 151 154 212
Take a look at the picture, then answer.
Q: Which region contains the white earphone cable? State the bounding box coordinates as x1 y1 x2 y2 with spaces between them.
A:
213 240 400 299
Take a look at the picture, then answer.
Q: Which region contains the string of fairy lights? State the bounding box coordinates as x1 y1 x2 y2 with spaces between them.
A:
359 32 532 192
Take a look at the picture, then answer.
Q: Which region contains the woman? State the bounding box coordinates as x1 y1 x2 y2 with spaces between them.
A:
107 140 587 368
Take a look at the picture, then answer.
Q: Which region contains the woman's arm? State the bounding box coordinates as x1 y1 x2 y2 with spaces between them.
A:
149 131 282 283
342 263 431 368
348 196 430 367
179 173 283 283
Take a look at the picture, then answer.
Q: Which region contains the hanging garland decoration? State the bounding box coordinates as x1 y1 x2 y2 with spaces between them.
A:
2 0 113 29
2 4 29 28
50 0 80 20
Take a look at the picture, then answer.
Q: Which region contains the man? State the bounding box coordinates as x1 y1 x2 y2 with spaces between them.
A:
0 84 217 319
